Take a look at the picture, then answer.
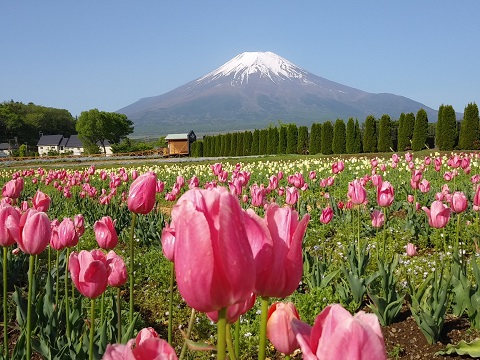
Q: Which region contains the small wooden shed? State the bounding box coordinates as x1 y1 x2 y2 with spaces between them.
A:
165 130 196 156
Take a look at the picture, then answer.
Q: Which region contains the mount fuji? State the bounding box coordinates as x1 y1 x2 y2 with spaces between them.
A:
118 51 436 136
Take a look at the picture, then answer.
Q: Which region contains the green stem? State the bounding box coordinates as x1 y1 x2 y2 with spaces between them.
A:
117 287 122 342
100 292 105 326
217 307 227 360
129 212 137 325
226 324 237 360
383 207 387 260
179 308 196 360
26 255 34 360
55 250 60 306
357 206 361 260
285 356 291 360
3 247 8 360
90 298 95 360
234 318 240 359
258 296 270 360
65 247 71 340
168 261 174 344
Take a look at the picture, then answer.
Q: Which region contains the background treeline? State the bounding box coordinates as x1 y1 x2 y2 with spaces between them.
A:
0 101 76 146
191 103 479 157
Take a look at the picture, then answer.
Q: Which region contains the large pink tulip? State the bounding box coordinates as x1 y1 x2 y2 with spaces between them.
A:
171 187 255 313
422 201 451 228
32 190 51 212
94 216 118 249
0 204 20 246
450 191 468 213
2 178 24 199
348 179 367 205
244 203 309 298
106 250 128 287
319 207 333 224
127 171 157 214
69 250 108 299
377 181 394 207
18 210 51 255
292 304 387 360
267 302 301 355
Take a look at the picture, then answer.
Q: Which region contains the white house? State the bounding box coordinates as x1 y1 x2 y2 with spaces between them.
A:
37 134 113 156
37 135 64 156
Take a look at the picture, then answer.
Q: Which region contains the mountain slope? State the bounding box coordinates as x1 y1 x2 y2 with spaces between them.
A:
118 51 437 136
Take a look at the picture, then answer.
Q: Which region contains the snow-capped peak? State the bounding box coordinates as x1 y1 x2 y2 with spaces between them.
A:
197 51 311 85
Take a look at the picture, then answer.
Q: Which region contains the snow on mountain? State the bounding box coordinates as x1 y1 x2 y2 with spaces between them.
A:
197 51 312 85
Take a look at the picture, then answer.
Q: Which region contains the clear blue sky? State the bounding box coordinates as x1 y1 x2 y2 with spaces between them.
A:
1 1 478 119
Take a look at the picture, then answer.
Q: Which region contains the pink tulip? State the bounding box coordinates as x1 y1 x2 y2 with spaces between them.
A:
103 328 177 360
292 304 387 360
377 181 394 207
171 187 255 313
348 179 367 205
74 214 85 237
391 153 399 163
371 174 383 187
319 207 333 224
18 210 51 255
419 179 430 193
407 194 415 203
161 221 175 262
69 250 108 299
267 302 301 355
2 178 24 199
450 191 468 213
474 186 480 207
285 186 299 205
57 217 79 249
309 171 316 180
156 180 165 193
188 175 199 189
422 201 451 228
211 163 223 176
405 152 413 162
332 161 344 174
94 216 118 249
0 204 20 247
405 243 417 256
268 175 279 191
207 293 256 324
127 171 157 214
106 250 128 287
250 184 266 207
32 190 51 212
371 210 385 228
443 172 453 181
244 203 310 298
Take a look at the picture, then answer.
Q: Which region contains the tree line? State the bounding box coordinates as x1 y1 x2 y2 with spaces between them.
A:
190 103 479 157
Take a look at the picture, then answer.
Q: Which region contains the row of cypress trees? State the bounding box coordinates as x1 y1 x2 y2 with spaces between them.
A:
189 103 479 157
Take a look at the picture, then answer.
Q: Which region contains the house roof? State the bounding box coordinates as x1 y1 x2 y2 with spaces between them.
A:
165 133 189 140
65 135 83 148
0 143 9 150
37 135 64 146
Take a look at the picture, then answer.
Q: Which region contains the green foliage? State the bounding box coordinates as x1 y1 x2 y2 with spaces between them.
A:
332 119 346 154
345 118 355 153
267 126 279 155
458 102 479 150
353 119 363 153
286 124 298 154
297 126 309 154
436 105 445 149
278 125 287 154
397 112 415 151
250 130 259 155
321 120 333 155
76 109 134 153
258 129 268 155
436 338 480 357
412 109 429 151
308 122 321 154
363 115 377 153
110 138 153 154
243 130 253 156
377 114 393 152
437 105 458 150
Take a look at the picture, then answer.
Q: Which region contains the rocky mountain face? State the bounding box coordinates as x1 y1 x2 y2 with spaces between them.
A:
118 51 437 136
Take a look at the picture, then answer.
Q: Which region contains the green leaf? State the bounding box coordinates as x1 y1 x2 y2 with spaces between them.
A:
436 338 480 357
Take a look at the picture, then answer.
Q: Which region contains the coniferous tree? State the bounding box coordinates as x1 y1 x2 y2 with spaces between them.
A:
220 134 227 156
332 119 346 154
309 123 322 154
353 119 363 153
278 125 288 154
346 118 355 153
267 126 279 155
397 113 406 151
404 113 415 150
458 103 479 150
259 129 268 155
363 115 377 153
225 133 232 157
229 133 237 156
377 114 393 152
286 124 298 154
243 130 253 155
321 121 334 155
214 135 221 156
203 136 211 157
412 109 429 151
251 130 259 155
439 105 458 150
236 132 244 156
436 105 445 149
297 126 309 154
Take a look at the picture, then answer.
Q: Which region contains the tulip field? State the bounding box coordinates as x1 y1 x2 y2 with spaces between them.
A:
2 151 480 359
